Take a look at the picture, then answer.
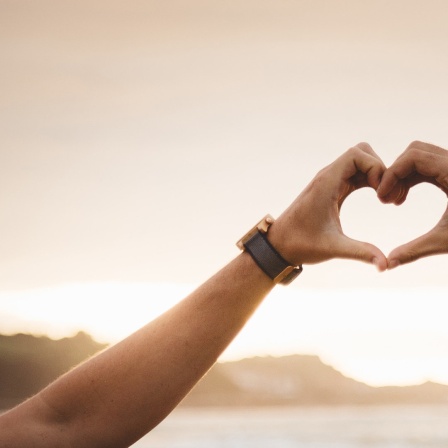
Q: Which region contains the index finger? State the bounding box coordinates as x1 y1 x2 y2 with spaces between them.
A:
337 142 386 191
378 143 448 198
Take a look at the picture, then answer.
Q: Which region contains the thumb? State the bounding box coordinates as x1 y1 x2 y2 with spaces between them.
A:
388 209 448 269
387 230 448 269
334 234 388 272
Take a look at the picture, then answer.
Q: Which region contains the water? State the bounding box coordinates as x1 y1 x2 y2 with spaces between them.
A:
132 406 448 447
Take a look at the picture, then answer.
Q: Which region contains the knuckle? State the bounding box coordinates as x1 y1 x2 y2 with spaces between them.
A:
402 141 425 160
345 146 359 158
355 142 372 152
403 145 426 163
347 142 371 155
407 140 424 150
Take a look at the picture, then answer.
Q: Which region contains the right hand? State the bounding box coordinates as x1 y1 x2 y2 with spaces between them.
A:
377 141 448 269
268 142 388 271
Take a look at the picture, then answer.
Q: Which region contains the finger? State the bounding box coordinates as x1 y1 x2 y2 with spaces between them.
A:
379 171 448 205
377 154 418 198
378 173 435 205
333 143 386 196
351 143 386 190
333 234 388 272
333 144 386 212
354 141 384 162
387 207 448 268
378 182 408 205
378 142 448 199
412 140 448 157
387 232 446 268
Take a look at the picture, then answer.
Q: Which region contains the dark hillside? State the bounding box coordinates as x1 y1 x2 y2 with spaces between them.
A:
2 334 448 410
0 332 107 409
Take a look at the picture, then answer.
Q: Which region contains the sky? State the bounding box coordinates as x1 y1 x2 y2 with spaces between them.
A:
1 0 448 387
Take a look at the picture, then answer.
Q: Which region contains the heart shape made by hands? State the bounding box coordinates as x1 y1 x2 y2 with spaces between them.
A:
340 183 447 257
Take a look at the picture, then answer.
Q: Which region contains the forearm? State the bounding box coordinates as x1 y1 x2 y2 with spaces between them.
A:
0 143 389 448
2 251 274 447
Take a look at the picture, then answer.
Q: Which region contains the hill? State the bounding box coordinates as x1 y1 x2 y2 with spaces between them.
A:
0 332 107 409
1 333 448 410
182 355 448 407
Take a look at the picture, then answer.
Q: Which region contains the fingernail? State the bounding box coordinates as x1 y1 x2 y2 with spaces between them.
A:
388 259 400 270
372 257 381 271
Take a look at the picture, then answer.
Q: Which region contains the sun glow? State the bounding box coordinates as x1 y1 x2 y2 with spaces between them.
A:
1 282 448 387
0 282 195 343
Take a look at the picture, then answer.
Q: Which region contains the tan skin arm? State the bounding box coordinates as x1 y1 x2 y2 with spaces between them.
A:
0 143 387 448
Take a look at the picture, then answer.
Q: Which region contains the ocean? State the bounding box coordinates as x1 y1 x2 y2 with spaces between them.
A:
132 405 448 447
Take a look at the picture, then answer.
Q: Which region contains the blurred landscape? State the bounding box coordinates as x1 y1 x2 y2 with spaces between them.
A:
2 0 448 400
1 332 447 411
0 332 107 409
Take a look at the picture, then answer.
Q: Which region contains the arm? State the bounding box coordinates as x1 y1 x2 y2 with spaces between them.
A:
377 140 448 268
0 143 387 448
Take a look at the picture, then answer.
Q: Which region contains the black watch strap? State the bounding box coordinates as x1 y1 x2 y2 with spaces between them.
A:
243 230 302 285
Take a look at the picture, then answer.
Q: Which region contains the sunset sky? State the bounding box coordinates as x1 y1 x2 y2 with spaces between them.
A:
1 0 448 387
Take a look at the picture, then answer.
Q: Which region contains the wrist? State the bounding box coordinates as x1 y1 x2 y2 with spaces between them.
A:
266 219 301 266
236 215 302 285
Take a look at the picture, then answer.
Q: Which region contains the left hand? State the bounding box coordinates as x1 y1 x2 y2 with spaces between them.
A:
377 140 448 268
268 142 388 271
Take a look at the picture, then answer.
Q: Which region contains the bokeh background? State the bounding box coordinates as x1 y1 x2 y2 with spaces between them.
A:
1 0 448 387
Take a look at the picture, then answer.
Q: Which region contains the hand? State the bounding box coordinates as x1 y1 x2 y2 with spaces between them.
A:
377 140 448 269
268 142 388 271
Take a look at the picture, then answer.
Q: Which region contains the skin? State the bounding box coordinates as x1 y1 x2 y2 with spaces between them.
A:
377 140 448 268
0 143 387 448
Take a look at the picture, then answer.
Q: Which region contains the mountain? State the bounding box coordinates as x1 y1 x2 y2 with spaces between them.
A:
182 355 448 407
0 332 107 409
183 355 371 406
1 333 448 410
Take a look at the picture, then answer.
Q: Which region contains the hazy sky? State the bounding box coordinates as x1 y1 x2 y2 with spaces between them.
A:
1 0 448 386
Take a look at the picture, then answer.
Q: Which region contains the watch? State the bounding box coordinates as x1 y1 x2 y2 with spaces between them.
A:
236 215 303 285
